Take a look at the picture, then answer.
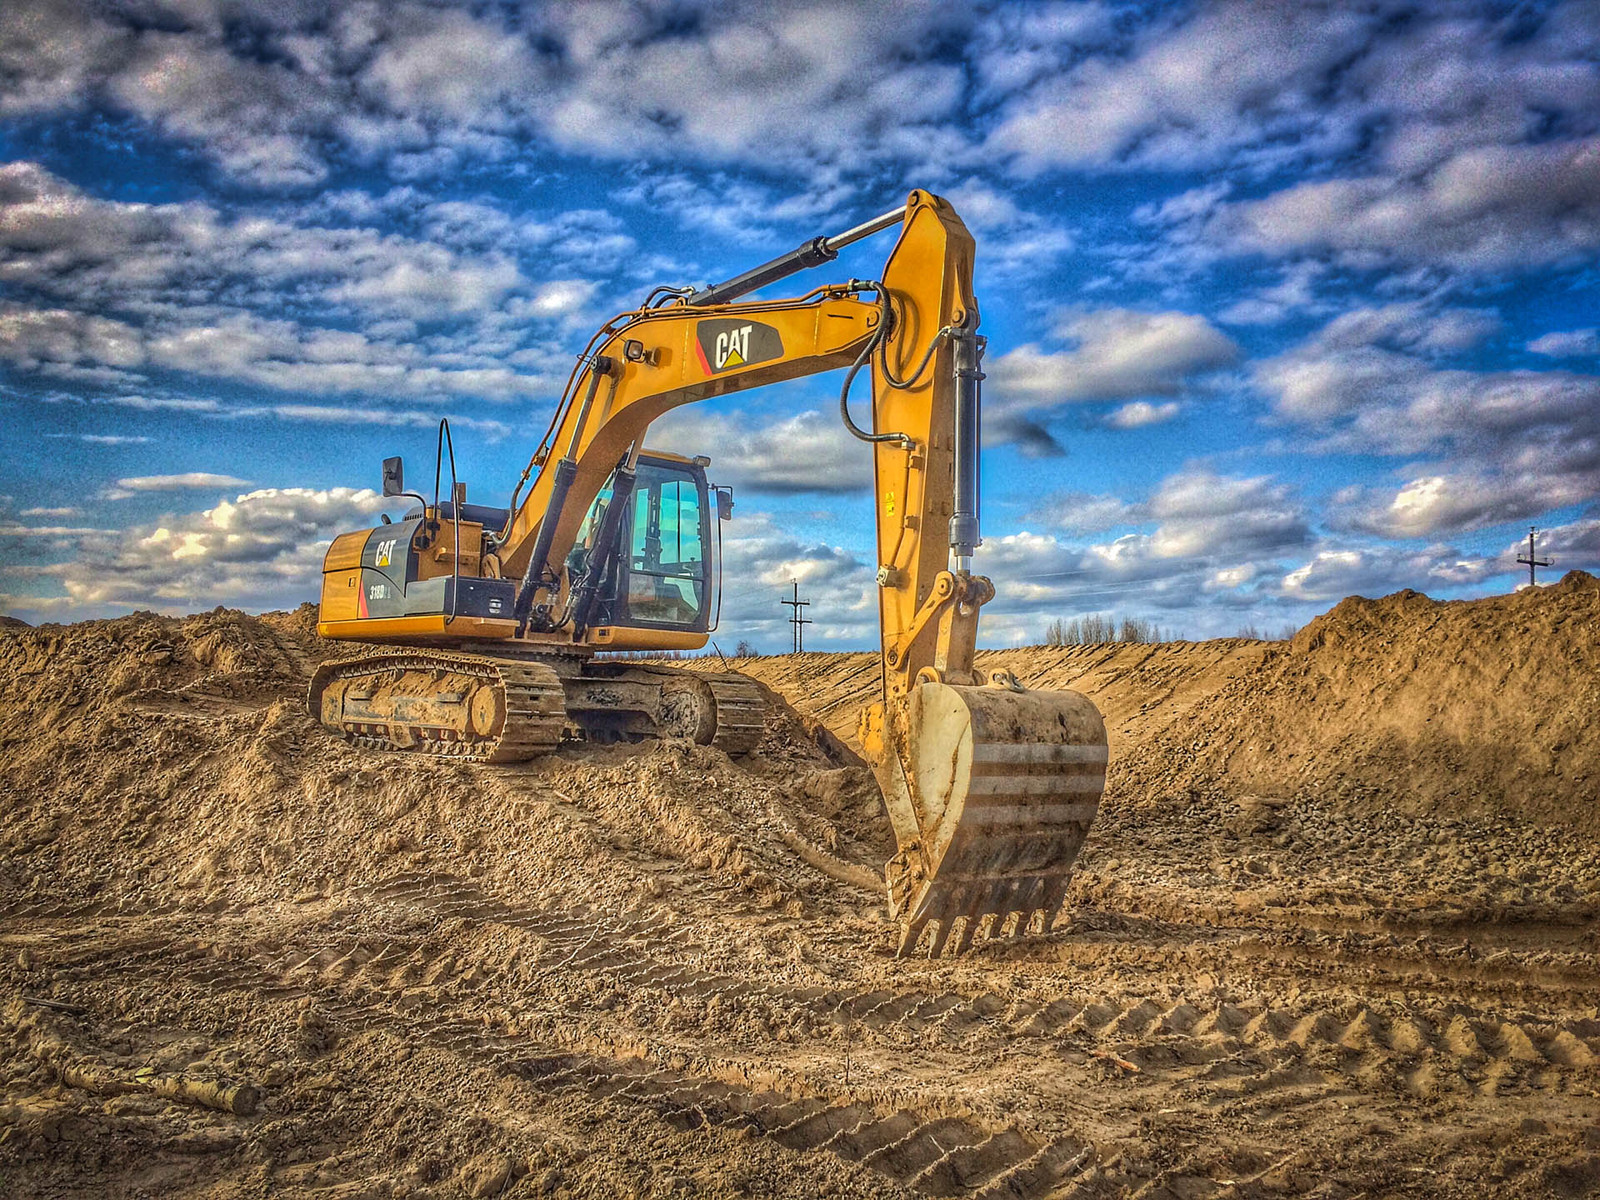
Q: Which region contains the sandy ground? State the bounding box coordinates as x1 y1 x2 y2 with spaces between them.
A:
2 580 1599 1198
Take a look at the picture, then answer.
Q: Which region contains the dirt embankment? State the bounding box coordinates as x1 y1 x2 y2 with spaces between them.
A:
1 588 1598 1199
724 571 1600 831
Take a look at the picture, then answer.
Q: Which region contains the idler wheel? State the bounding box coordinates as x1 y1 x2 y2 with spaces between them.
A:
469 684 502 737
658 676 718 743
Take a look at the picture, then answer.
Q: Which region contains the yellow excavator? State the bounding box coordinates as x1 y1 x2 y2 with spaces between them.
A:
310 189 1107 956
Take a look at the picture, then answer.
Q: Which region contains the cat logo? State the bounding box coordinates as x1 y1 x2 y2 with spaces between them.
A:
695 318 783 375
717 325 752 368
375 538 396 568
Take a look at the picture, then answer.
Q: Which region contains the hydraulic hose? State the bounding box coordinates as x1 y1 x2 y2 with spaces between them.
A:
838 331 909 446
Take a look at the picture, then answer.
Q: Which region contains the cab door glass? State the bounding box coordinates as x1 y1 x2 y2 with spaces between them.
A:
568 482 613 580
626 466 705 626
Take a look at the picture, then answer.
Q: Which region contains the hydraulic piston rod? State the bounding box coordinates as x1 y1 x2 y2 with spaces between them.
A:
949 326 984 572
687 204 909 307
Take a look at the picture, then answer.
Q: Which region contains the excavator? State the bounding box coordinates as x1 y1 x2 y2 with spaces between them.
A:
309 189 1107 957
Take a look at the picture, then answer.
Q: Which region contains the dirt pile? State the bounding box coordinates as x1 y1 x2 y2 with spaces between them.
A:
2 594 1598 1198
726 571 1600 831
1122 570 1600 828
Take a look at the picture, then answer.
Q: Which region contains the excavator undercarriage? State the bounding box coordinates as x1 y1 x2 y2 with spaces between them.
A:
308 652 765 761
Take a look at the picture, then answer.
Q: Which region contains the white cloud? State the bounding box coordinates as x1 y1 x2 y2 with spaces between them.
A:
0 521 105 537
0 0 129 119
987 308 1238 419
1337 468 1597 540
45 433 152 445
1254 304 1600 536
111 473 252 492
0 163 571 404
0 2 976 184
0 161 527 321
1216 261 1329 326
714 510 877 650
613 173 853 249
938 177 1073 273
973 468 1314 638
1220 139 1600 270
1275 544 1498 604
1028 492 1142 534
987 2 1379 173
258 405 510 440
1535 517 1600 568
526 279 600 316
650 408 872 495
1101 400 1179 429
40 486 396 614
1529 329 1600 357
1147 471 1309 559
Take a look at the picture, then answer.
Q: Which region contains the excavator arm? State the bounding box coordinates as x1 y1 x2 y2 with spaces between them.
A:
500 189 1107 956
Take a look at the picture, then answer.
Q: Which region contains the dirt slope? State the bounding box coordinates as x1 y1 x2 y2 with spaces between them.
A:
1 589 1598 1199
723 571 1600 831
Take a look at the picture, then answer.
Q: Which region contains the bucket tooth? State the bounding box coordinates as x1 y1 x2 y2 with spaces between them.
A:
947 917 974 959
897 918 929 958
948 886 990 957
1008 876 1047 940
1039 876 1072 933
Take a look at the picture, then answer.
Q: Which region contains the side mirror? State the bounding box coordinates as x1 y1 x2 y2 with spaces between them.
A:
382 456 404 497
716 489 734 522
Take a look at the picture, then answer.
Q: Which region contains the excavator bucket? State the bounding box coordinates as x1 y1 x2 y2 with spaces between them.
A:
891 680 1107 957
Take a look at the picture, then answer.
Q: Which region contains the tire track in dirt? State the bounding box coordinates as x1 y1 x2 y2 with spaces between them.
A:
36 914 1093 1198
355 872 1600 1096
21 872 1600 1197
32 868 1600 1109
35 901 1600 1196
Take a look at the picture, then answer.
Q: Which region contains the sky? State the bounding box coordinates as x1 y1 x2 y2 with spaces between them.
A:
1 0 1598 651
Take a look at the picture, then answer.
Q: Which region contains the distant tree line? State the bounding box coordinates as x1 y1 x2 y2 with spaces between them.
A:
1039 615 1303 646
1232 623 1300 641
1044 615 1164 645
602 639 763 661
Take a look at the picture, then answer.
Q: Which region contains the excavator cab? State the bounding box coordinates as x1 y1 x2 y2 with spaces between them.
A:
569 453 716 635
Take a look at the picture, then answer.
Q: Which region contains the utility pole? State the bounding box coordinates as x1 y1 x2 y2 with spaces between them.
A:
780 580 812 654
1516 526 1552 587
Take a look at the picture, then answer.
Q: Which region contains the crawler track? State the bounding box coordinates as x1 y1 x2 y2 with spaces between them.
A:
309 653 768 761
308 651 566 761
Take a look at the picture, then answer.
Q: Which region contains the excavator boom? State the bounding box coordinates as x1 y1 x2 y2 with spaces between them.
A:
309 189 1107 956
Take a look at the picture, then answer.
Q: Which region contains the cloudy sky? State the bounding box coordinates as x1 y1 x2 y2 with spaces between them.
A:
2 1 1598 649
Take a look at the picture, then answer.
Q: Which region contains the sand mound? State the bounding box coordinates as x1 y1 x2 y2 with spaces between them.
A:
0 608 889 926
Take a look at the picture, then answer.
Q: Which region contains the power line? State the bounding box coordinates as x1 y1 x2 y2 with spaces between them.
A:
780 579 812 654
1516 525 1552 587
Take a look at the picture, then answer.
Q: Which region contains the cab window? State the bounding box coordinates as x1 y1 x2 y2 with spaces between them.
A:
625 464 705 627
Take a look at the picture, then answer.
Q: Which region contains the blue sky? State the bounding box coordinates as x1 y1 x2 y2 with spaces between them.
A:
2 1 1598 649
